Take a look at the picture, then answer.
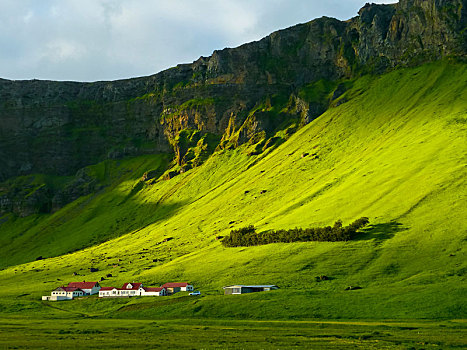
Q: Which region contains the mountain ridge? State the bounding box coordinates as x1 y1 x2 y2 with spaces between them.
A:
0 0 465 182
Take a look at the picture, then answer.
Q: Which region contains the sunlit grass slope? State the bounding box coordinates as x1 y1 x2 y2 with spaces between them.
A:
0 60 465 320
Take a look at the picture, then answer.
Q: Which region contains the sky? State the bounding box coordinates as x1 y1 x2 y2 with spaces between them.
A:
0 0 398 82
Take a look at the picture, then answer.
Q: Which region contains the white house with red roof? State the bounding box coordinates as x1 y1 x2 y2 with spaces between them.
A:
67 281 101 295
120 282 145 296
98 283 168 298
161 282 193 294
42 286 85 301
98 283 144 298
142 287 167 296
98 287 120 298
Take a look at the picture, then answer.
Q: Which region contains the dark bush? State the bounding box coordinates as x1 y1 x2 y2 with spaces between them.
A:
221 218 369 247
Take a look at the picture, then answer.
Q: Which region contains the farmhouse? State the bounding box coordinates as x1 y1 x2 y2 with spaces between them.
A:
223 285 279 295
44 280 185 300
98 287 121 298
98 283 167 298
162 282 193 294
42 286 85 301
120 282 145 296
67 281 101 295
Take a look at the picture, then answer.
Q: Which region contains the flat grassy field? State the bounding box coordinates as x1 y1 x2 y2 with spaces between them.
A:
0 317 465 349
0 60 465 348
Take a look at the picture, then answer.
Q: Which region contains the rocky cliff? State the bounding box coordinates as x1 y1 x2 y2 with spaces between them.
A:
0 0 465 216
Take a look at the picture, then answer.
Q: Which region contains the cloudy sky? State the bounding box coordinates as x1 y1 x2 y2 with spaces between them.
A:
0 0 397 82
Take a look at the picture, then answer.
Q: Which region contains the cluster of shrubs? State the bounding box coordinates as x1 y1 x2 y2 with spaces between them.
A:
221 217 369 247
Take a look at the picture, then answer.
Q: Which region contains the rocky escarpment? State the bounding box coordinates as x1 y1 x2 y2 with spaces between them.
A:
0 0 465 216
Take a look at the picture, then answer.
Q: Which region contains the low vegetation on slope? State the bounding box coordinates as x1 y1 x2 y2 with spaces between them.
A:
0 60 465 321
221 217 370 247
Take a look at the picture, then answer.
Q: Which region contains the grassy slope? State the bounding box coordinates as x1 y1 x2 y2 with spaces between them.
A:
0 154 169 268
0 60 465 321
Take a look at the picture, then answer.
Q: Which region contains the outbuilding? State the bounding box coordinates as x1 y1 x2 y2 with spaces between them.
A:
223 285 279 295
161 282 193 294
43 286 85 301
67 281 101 295
142 287 167 296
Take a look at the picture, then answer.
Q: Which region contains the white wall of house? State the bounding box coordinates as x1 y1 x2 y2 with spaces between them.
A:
99 288 120 298
72 291 84 298
141 289 166 296
51 290 72 300
181 285 194 291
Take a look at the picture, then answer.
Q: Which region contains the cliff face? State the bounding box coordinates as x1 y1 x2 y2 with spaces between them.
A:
0 0 465 215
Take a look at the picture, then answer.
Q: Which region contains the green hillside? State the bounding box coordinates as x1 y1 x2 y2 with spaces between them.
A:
0 61 466 324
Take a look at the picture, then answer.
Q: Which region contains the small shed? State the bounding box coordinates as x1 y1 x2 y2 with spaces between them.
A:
223 285 279 295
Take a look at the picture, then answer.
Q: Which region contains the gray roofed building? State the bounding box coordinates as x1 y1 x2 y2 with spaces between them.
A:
223 285 279 295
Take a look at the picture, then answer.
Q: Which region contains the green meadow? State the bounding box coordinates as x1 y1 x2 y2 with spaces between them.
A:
0 60 466 347
1 317 465 349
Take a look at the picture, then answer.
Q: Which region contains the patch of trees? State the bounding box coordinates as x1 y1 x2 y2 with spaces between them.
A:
221 217 369 247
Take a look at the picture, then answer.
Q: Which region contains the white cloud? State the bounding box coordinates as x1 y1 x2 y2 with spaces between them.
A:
43 40 86 62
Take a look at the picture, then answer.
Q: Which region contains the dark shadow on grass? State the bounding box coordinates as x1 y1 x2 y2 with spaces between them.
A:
353 221 407 242
0 195 187 270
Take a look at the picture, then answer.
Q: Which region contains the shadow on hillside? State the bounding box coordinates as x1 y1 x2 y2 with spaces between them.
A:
0 194 188 270
354 221 407 242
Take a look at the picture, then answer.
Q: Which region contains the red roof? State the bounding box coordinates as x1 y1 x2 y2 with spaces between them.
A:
122 282 143 290
55 286 84 292
162 282 191 288
68 281 99 289
144 287 165 292
99 287 116 291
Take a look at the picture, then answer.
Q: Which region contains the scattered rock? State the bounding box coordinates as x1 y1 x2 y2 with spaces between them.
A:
315 275 329 281
89 267 99 273
260 190 267 194
106 273 113 278
215 236 224 240
301 153 309 158
35 256 43 261
345 286 362 291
